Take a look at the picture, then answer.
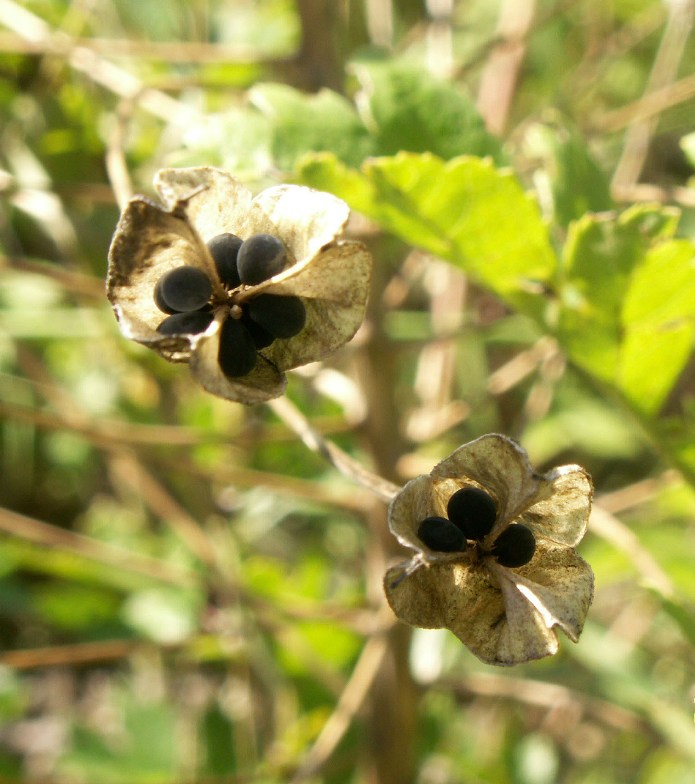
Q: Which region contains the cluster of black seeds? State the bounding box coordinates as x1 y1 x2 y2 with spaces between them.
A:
154 232 307 379
416 486 536 568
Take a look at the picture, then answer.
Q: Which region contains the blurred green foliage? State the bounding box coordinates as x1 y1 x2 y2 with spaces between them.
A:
1 1 695 783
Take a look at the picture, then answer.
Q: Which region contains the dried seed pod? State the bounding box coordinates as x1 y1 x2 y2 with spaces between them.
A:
417 516 467 553
154 266 212 313
490 523 536 568
247 294 306 339
237 234 286 285
447 486 497 540
108 167 372 404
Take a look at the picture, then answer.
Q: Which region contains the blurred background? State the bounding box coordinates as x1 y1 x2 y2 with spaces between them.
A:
1 1 695 782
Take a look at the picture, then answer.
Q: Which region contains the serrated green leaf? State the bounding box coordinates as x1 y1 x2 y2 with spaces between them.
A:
300 150 694 423
298 151 556 317
558 208 694 414
351 58 504 162
618 202 680 241
250 83 374 168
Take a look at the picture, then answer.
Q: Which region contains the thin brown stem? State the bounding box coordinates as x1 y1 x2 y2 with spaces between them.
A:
476 0 536 134
612 0 695 189
289 617 393 783
0 505 196 586
268 396 401 503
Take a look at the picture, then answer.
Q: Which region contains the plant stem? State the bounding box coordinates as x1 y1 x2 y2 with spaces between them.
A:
267 396 401 503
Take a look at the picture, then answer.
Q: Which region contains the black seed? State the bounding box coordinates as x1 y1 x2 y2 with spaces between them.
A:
491 524 536 568
157 310 213 335
208 233 243 288
155 266 212 313
237 234 286 285
247 294 306 339
417 516 467 553
242 312 275 350
218 317 258 378
447 486 497 540
153 285 178 314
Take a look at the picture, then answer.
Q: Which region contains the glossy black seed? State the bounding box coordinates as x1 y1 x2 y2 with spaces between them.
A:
207 233 243 288
242 312 275 350
447 486 498 540
417 516 467 553
247 294 306 339
217 317 258 378
155 266 212 313
157 310 213 335
237 234 286 285
490 524 536 568
153 284 178 314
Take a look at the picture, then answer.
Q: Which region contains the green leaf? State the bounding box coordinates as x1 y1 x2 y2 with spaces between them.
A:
300 148 694 425
619 202 680 241
250 83 374 168
556 205 692 402
664 418 695 480
525 118 612 226
33 583 121 632
557 212 646 380
178 106 273 173
680 130 695 168
351 58 504 162
122 587 202 644
558 205 695 392
298 152 556 318
200 706 236 775
62 699 179 782
622 240 695 328
618 323 693 415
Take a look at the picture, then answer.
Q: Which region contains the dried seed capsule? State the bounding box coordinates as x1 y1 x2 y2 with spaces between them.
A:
447 486 497 540
490 524 536 568
154 266 212 313
207 233 243 288
217 317 258 378
417 516 467 553
157 310 213 335
237 234 286 285
247 294 306 339
242 312 275 350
